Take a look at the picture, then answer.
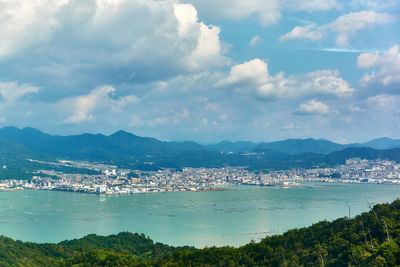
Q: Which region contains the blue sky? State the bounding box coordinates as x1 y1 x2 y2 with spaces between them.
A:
0 0 399 143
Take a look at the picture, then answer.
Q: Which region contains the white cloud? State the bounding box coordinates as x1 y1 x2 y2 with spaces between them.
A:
0 0 64 59
249 36 261 48
358 45 400 86
187 0 340 27
366 94 400 111
217 59 269 88
60 85 139 124
0 82 40 102
285 0 339 11
297 99 329 115
61 86 113 124
112 95 140 113
329 11 395 46
280 24 323 42
350 0 399 10
0 0 227 83
174 4 224 70
349 104 364 112
280 10 395 46
217 59 354 100
185 0 281 27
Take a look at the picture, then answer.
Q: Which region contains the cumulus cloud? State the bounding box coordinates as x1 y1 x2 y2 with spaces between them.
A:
217 59 269 88
366 94 400 111
173 4 224 70
0 0 64 59
217 59 354 100
0 0 227 88
60 85 138 124
280 10 395 46
297 99 329 115
187 0 341 27
0 82 40 102
1 0 396 142
185 0 281 27
358 45 400 86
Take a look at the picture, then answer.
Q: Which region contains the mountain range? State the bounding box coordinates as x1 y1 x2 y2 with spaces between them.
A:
1 126 400 170
211 137 400 154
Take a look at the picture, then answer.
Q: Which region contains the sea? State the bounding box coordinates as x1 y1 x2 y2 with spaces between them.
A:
0 183 399 248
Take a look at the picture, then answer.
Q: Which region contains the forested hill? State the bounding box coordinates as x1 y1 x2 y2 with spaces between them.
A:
1 126 400 159
1 199 400 266
2 127 400 172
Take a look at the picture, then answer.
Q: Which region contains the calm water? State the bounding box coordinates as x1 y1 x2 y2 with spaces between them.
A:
0 183 399 248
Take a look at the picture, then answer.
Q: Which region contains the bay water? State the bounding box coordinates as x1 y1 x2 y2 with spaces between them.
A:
0 183 399 248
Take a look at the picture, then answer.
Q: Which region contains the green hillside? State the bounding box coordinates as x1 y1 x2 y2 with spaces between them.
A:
2 127 400 172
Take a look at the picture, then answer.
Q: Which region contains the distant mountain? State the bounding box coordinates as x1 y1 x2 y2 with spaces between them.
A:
1 126 400 170
253 138 346 155
0 127 214 162
207 141 257 153
252 138 400 155
323 147 400 165
355 137 400 150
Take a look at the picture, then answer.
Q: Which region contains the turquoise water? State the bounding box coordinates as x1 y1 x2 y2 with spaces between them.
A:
0 183 399 248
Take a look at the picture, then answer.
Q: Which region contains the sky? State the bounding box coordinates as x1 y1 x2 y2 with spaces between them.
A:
0 0 399 143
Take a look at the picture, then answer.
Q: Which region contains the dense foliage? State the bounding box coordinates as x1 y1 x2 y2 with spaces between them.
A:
0 233 190 266
1 200 400 266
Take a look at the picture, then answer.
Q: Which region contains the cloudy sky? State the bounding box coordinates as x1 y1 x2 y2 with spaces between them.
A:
0 0 399 143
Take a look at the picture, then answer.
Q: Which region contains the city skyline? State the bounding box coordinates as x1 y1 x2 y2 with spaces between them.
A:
0 0 399 143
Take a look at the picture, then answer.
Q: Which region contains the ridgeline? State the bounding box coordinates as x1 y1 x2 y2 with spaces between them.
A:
2 127 400 175
1 199 400 266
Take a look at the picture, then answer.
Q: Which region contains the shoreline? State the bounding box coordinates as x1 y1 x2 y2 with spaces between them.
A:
0 186 235 195
1 180 399 196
